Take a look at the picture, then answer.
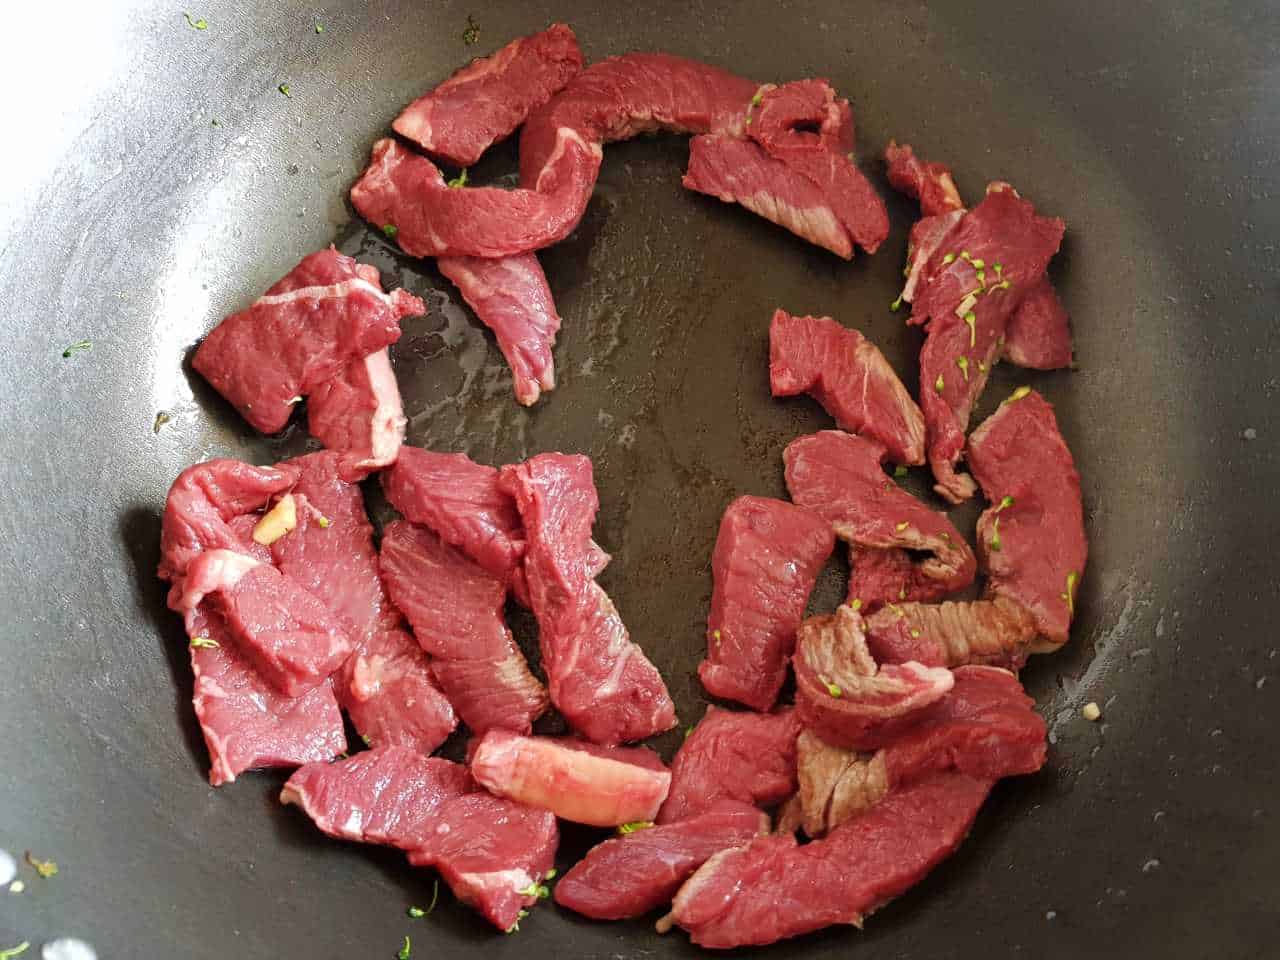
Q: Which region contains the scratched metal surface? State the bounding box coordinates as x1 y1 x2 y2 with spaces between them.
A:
1 0 1277 957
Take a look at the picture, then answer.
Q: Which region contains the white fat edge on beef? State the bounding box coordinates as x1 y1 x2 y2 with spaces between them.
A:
357 349 407 469
533 127 601 192
254 276 396 310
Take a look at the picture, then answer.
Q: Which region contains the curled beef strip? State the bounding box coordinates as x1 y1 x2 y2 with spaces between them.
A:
784 430 974 610
793 604 953 751
863 596 1038 669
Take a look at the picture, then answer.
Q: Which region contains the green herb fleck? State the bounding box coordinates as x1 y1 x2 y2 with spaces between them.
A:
890 294 903 312
993 262 1003 276
970 258 985 270
398 935 411 959
0 942 29 960
407 906 425 919
942 252 957 265
850 598 862 611
316 515 331 529
381 223 399 239
934 373 945 393
910 629 921 638
750 89 764 107
974 269 985 286
821 676 843 698
963 311 976 347
8 881 24 894
744 115 752 126
25 852 57 878
617 821 654 835
462 14 480 45
189 636 219 649
516 881 551 899
1008 385 1031 403
545 869 557 880
990 517 1003 552
314 20 324 33
62 338 92 358
183 12 208 29
894 465 908 478
278 82 292 98
960 250 972 261
360 733 371 747
153 411 172 434
956 356 970 381
1061 571 1079 616
506 909 529 934
446 169 469 189
210 118 220 127
998 495 1015 511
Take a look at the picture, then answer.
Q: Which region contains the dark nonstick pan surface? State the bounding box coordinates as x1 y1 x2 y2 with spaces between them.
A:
2 1 1277 956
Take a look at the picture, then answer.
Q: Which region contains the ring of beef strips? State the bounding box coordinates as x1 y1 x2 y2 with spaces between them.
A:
907 184 1065 502
499 453 677 744
784 430 975 611
886 141 1073 372
282 745 557 932
191 248 417 479
157 460 347 785
698 495 834 711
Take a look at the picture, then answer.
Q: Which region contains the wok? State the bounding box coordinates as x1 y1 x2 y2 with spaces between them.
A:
1 1 1276 956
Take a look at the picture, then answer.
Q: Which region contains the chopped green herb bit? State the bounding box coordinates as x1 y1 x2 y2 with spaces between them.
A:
974 269 985 286
398 935 411 959
8 880 24 894
0 942 29 960
934 374 945 393
744 115 752 126
890 294 903 312
183 12 208 29
360 733 371 746
516 881 550 899
407 906 425 919
278 83 292 98
910 629 921 638
822 677 843 698
750 89 764 107
942 252 957 265
964 311 977 347
1008 385 1031 402
970 258 985 269
617 821 654 835
62 338 92 358
1062 571 1079 616
381 223 399 238
960 250 971 260
314 20 324 33
895 521 910 532
990 517 1002 552
993 262 1003 275
189 636 219 649
998 495 1015 510
462 14 480 45
210 118 220 127
684 725 694 739
25 852 57 878
850 598 862 611
506 908 529 933
894 465 908 478
446 169 469 189
956 356 970 381
153 411 171 434
544 869 557 880
423 879 440 915
316 515 331 529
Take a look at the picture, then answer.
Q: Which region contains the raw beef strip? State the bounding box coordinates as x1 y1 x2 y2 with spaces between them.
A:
793 604 953 751
438 253 562 406
658 706 800 824
159 458 345 783
968 388 1087 650
271 452 456 752
914 185 1065 502
794 665 1045 835
745 80 889 255
684 134 856 259
380 520 547 735
783 431 974 610
500 454 676 743
283 746 558 932
407 791 560 931
189 608 346 786
177 549 353 698
351 135 602 259
305 348 406 481
555 801 768 920
1002 276 1073 369
699 496 833 711
192 248 422 435
884 140 963 217
770 312 926 466
382 447 527 593
864 597 1038 669
392 24 583 167
885 142 1073 370
158 458 299 608
470 729 671 827
667 772 993 947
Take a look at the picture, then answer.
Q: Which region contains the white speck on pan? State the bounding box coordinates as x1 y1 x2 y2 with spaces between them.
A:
0 849 14 886
43 939 98 960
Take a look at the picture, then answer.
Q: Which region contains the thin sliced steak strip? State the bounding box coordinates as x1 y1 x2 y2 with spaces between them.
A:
863 596 1038 669
784 430 974 610
967 388 1087 650
698 495 834 711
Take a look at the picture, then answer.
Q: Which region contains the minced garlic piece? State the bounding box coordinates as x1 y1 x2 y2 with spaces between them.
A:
252 494 298 545
1082 701 1101 722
